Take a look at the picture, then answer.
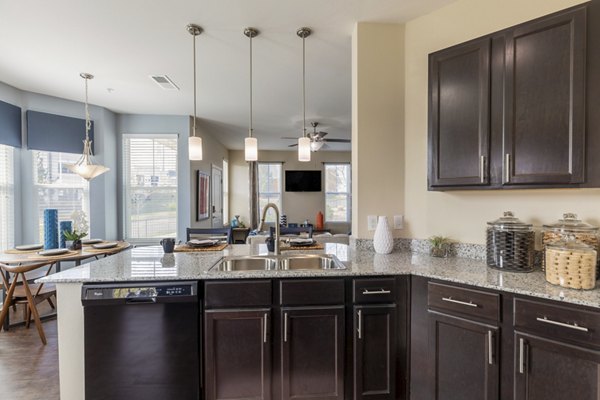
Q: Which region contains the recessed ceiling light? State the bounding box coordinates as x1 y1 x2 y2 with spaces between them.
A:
150 75 179 90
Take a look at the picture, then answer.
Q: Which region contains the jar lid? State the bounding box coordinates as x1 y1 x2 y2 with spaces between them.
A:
487 211 532 231
546 234 597 253
542 213 599 233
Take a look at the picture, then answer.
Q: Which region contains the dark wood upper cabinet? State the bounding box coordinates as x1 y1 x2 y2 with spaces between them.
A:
353 304 397 400
428 5 588 190
504 7 587 185
429 37 491 187
204 309 271 400
280 306 345 400
514 332 600 400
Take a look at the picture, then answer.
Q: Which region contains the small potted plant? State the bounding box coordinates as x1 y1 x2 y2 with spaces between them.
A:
63 210 89 250
429 235 451 258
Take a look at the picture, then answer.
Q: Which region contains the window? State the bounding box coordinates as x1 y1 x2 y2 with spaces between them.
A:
0 145 14 250
258 163 282 223
33 150 90 242
325 163 351 223
222 159 229 223
123 135 178 241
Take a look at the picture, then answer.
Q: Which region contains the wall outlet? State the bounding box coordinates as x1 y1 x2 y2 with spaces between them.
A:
368 215 378 231
393 215 404 230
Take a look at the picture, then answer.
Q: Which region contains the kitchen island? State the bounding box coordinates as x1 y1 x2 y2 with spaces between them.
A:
39 244 600 400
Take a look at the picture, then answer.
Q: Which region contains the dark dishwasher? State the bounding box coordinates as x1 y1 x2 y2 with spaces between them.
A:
82 282 200 400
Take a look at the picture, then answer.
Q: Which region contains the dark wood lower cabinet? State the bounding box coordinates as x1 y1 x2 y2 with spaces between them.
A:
204 309 271 400
280 306 345 400
514 332 600 400
353 304 397 400
429 312 499 400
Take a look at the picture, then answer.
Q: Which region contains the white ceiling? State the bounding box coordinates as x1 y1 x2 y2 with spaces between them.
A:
0 0 453 150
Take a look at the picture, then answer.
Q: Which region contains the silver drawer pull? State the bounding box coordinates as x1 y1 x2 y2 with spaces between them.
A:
441 296 478 308
536 316 589 332
362 289 391 295
263 313 268 343
357 310 362 339
487 331 493 365
284 312 289 342
480 155 486 183
519 338 525 374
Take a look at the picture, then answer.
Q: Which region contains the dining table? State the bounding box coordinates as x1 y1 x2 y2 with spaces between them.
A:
0 241 131 330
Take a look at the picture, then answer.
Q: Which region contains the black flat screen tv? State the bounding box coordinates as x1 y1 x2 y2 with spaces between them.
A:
285 170 321 192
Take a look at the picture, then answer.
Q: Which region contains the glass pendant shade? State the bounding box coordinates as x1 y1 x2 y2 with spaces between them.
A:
245 137 258 161
298 137 311 162
310 141 324 152
189 136 203 160
66 139 109 180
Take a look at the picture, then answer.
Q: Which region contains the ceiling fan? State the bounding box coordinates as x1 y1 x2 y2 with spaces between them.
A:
282 122 351 151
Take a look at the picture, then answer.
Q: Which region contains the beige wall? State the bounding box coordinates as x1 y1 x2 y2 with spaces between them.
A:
189 118 229 229
229 150 352 234
403 0 600 245
352 23 405 239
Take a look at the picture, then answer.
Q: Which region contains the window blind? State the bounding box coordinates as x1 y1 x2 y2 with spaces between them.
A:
325 163 351 223
33 150 90 242
258 163 282 223
123 134 178 242
0 145 15 250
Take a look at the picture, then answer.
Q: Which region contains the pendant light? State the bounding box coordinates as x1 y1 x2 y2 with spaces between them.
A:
187 23 203 161
244 27 259 161
65 73 110 180
297 27 312 162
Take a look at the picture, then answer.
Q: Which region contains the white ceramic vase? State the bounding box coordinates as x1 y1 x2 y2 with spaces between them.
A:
373 216 394 254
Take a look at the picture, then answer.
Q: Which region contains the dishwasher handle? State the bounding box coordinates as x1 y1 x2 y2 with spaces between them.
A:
126 297 157 304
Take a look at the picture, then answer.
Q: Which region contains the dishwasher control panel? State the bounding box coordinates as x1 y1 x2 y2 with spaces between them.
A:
82 283 195 300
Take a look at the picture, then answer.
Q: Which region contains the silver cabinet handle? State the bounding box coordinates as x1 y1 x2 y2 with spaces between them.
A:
487 331 493 365
536 316 589 332
263 313 268 343
357 310 362 340
480 155 486 183
441 296 478 308
519 338 525 374
505 153 511 183
362 289 391 295
284 312 288 342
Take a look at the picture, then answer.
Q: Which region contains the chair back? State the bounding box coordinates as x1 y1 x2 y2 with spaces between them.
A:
186 227 233 244
270 226 313 238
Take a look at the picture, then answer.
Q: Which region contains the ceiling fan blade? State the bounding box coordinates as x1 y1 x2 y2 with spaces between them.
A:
281 137 299 140
320 143 331 150
316 131 328 138
323 138 351 143
288 143 298 147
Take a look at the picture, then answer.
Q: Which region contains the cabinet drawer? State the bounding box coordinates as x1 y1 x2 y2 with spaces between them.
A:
427 281 500 322
279 279 344 306
353 278 396 303
204 280 271 308
514 298 600 348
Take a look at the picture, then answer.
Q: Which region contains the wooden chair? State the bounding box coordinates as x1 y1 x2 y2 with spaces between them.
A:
186 227 233 244
0 262 57 345
270 226 314 238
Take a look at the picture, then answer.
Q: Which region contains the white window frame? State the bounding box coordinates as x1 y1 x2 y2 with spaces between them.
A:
0 145 15 251
122 133 179 244
222 159 229 223
258 162 283 223
324 163 352 223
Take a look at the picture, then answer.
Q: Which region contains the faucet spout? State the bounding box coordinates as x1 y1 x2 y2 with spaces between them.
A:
258 203 281 255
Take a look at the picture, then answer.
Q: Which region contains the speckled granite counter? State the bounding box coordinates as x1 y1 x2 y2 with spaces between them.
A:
38 244 600 309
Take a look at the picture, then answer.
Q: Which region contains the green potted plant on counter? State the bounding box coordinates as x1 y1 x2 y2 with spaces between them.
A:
429 235 451 258
63 210 89 250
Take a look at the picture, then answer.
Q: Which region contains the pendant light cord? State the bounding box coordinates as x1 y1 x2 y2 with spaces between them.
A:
249 33 253 137
192 32 197 137
302 35 306 138
84 77 91 141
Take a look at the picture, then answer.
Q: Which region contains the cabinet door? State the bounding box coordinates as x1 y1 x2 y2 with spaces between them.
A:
281 306 344 400
503 7 586 185
204 309 271 400
429 313 499 400
429 37 491 188
353 304 397 400
515 332 600 400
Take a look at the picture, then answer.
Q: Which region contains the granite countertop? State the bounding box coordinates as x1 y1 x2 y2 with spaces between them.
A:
38 244 600 309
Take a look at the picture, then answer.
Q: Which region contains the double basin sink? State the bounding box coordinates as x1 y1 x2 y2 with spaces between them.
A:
211 254 347 272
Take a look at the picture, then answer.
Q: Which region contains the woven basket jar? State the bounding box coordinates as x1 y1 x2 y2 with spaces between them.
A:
545 235 597 290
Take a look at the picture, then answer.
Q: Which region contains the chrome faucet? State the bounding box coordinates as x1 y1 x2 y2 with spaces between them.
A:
258 203 280 255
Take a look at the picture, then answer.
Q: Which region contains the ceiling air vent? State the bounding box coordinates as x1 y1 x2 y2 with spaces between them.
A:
150 75 180 90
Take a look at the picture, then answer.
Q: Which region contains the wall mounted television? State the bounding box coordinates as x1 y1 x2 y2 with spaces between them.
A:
285 170 321 192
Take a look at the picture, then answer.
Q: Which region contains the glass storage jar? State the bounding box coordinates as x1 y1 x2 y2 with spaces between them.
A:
542 213 599 278
486 211 535 272
545 236 597 290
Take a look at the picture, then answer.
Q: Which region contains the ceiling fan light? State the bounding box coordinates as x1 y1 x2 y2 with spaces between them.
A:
189 136 203 160
298 137 311 162
245 137 258 161
310 141 324 152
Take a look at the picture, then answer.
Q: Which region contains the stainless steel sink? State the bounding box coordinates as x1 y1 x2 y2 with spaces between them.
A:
214 256 278 271
211 254 346 271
